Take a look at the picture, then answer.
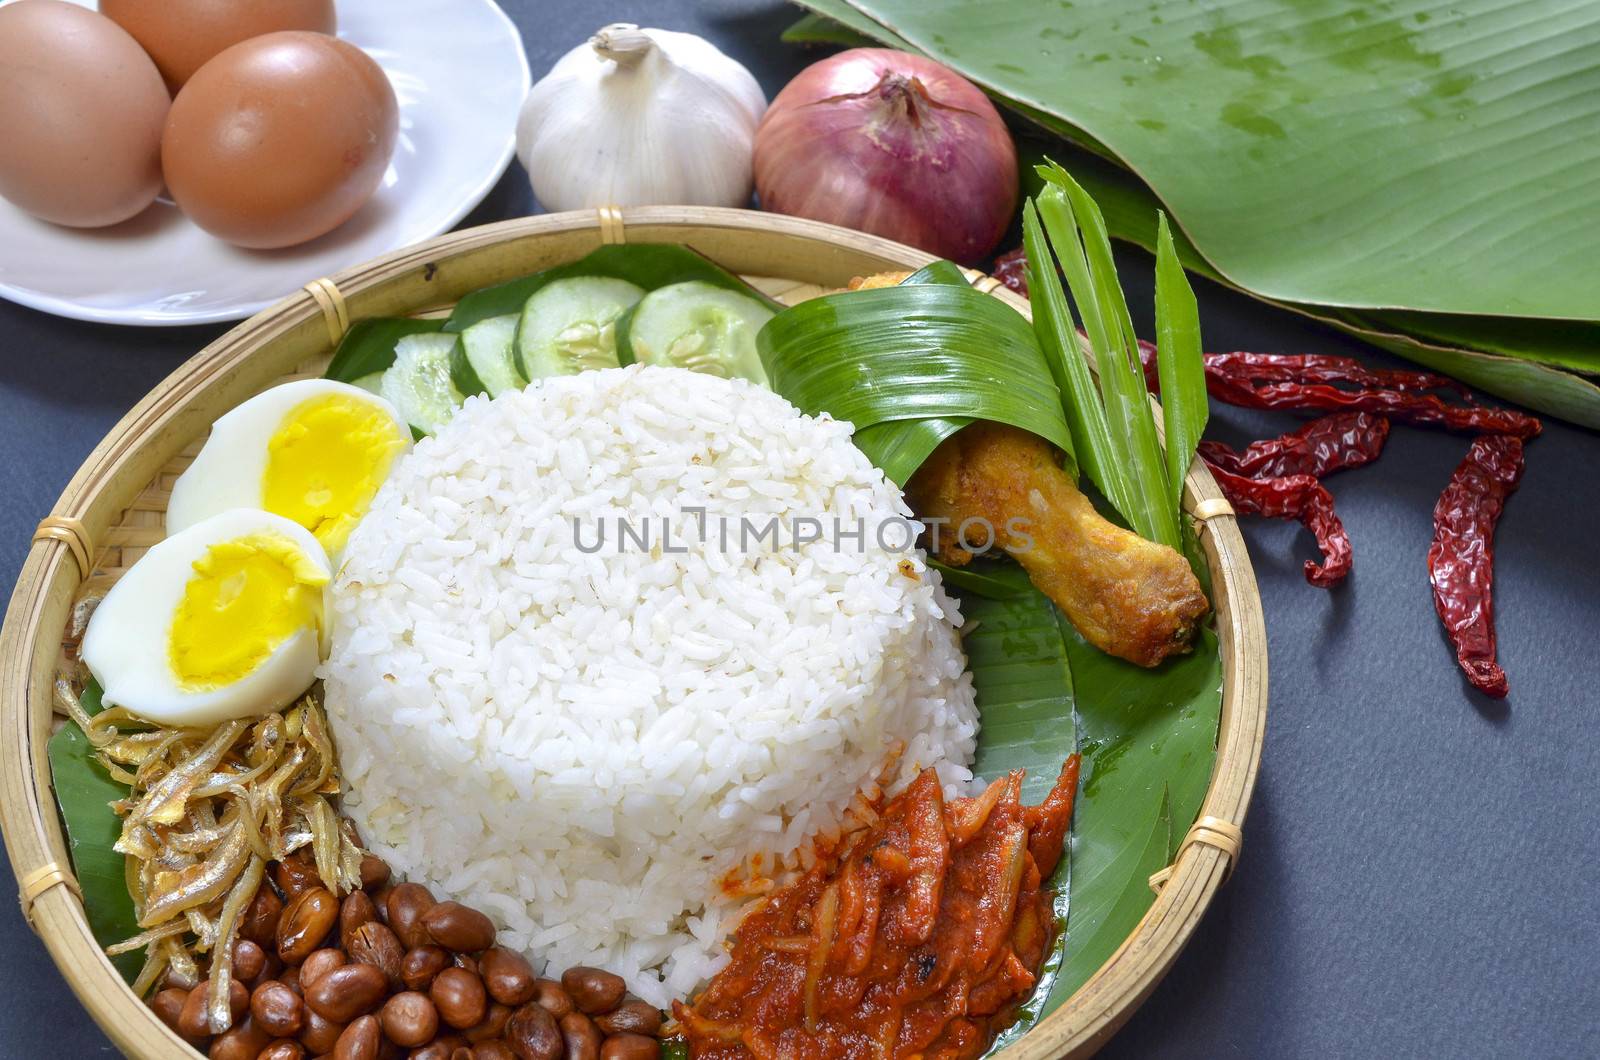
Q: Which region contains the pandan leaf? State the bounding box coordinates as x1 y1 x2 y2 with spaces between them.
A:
1154 213 1208 512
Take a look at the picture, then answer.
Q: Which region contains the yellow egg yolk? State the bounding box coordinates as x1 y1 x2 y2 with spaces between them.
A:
262 394 408 554
168 533 327 691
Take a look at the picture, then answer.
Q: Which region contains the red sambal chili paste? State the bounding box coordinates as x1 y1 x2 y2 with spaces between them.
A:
672 756 1081 1059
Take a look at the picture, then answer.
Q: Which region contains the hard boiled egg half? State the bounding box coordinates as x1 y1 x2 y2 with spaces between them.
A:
83 509 332 727
167 380 411 558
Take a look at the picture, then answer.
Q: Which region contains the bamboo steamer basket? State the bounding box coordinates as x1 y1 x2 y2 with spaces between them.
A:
1 206 1267 1059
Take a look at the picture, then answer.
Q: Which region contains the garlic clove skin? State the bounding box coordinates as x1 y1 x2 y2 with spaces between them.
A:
516 23 767 212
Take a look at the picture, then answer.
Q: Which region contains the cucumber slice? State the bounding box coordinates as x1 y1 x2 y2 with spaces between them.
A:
625 281 774 385
515 277 645 380
456 314 525 397
381 333 464 435
350 371 386 396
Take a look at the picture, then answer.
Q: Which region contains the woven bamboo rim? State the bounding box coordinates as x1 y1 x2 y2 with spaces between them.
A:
0 206 1267 1059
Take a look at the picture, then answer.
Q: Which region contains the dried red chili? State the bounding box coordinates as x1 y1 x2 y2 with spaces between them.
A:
1204 463 1353 588
1198 412 1389 480
1201 351 1468 396
1134 341 1466 400
1202 372 1541 439
1428 435 1526 698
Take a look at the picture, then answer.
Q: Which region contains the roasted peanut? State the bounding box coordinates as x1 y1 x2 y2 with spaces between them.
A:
558 1011 601 1060
454 952 481 976
410 1036 469 1060
207 1016 270 1060
401 945 450 992
422 901 496 953
279 964 302 995
231 939 267 984
473 1043 517 1060
599 1032 661 1060
480 948 536 1006
258 1040 305 1060
506 1001 563 1060
464 1002 512 1044
305 962 389 1023
358 853 391 892
300 947 347 989
528 980 573 1020
378 990 439 1047
241 883 284 948
594 1001 662 1037
332 1013 381 1060
251 980 305 1038
560 967 625 1015
431 966 488 1030
277 887 339 964
385 882 437 949
179 979 248 1037
347 920 405 991
298 1010 344 1054
273 851 322 898
161 964 200 993
149 988 187 1034
340 889 378 950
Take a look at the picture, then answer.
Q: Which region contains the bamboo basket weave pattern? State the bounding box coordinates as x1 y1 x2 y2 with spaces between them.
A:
2 207 1268 1060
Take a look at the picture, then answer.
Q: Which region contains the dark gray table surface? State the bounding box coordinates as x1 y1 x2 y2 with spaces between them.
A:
2 1 1596 1056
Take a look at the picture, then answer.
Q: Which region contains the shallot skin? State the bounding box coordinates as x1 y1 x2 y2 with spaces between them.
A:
754 49 1018 265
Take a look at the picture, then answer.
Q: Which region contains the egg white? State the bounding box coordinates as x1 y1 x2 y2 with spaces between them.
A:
166 378 410 545
82 509 333 728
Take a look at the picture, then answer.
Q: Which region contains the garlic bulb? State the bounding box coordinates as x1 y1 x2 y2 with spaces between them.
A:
516 24 767 211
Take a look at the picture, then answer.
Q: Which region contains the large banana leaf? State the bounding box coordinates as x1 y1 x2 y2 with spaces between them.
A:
1056 149 1600 428
829 0 1600 322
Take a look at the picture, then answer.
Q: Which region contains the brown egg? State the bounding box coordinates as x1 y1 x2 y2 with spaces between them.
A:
162 31 397 249
99 0 337 92
0 0 169 228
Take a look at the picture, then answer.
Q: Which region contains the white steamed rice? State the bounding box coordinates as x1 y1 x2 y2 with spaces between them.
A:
321 365 977 1007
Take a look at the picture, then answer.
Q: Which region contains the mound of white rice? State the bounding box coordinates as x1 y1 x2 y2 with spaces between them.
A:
322 365 977 1007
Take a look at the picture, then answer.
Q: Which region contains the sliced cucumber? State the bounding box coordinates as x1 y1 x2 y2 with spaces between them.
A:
624 281 774 385
350 371 387 396
381 333 464 435
455 313 524 397
515 277 645 380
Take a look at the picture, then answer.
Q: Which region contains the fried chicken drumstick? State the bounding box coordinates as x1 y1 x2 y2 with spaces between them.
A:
907 421 1209 667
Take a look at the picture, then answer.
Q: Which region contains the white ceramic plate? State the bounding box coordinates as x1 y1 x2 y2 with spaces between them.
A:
0 0 530 326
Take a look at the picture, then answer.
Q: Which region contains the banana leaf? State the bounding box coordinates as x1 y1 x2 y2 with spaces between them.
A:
831 0 1600 322
1056 150 1600 428
938 561 1222 1023
782 11 881 47
949 566 1075 1049
757 277 1075 486
46 679 141 983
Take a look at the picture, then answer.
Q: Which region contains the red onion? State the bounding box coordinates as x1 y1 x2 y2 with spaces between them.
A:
753 49 1018 265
